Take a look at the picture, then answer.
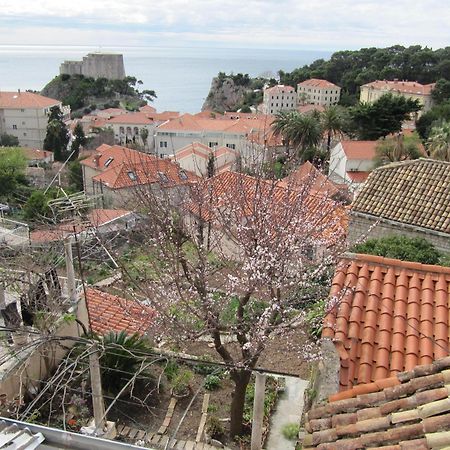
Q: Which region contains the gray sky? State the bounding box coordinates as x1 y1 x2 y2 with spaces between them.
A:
1 0 449 50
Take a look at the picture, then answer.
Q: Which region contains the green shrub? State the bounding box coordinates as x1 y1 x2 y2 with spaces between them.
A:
282 422 300 441
171 369 193 396
204 374 221 391
164 359 179 381
206 416 225 440
306 299 326 339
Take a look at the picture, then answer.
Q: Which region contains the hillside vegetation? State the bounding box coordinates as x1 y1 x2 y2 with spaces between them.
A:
41 74 156 116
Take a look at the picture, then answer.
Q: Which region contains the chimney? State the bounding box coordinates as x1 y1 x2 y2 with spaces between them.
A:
18 89 21 94
93 153 101 168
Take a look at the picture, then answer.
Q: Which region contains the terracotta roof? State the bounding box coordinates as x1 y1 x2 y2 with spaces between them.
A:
189 171 347 245
340 140 378 160
139 104 157 114
298 104 326 114
92 159 198 190
362 80 435 95
30 209 132 242
21 148 53 161
80 144 154 170
264 84 295 94
346 171 370 183
351 159 450 234
303 357 450 450
283 162 342 198
157 113 273 134
323 253 450 391
298 78 340 89
85 288 155 336
106 112 153 125
0 91 60 109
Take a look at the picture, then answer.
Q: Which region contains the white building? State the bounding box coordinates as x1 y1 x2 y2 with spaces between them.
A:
0 91 70 148
262 85 297 115
328 140 377 191
297 79 341 107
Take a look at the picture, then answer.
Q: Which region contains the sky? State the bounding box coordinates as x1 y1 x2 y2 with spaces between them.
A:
1 0 449 51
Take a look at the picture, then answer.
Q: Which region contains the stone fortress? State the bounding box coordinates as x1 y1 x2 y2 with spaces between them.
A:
59 53 126 80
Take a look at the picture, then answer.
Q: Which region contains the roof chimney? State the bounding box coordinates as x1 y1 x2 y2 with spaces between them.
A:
18 89 21 94
93 153 101 168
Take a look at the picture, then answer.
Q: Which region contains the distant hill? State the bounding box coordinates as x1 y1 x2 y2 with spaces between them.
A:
41 74 156 117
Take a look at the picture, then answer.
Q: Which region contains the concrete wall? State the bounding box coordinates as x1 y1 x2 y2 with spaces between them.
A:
108 122 156 151
60 53 126 80
263 89 298 115
348 212 450 253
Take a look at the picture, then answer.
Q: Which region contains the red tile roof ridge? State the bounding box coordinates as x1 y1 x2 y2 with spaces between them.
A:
343 252 450 275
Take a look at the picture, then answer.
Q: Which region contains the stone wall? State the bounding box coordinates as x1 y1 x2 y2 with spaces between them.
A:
349 212 450 253
60 53 125 80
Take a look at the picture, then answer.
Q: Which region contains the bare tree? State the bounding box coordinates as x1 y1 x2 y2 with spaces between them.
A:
114 169 347 438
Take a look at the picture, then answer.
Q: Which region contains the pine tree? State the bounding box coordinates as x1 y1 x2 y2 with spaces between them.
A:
44 106 69 162
71 123 87 160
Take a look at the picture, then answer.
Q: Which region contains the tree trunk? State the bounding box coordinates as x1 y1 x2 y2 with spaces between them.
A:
229 369 252 438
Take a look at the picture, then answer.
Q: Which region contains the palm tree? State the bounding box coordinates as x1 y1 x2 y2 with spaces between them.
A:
427 122 450 162
273 111 323 161
321 105 346 152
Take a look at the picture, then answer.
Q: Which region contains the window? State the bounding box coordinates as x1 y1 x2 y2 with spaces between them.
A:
208 142 218 148
126 126 132 135
104 157 114 167
160 141 168 148
119 126 125 134
134 127 139 135
23 132 27 136
22 121 25 125
12 125 17 130
158 171 169 183
226 143 236 149
179 170 188 180
127 171 137 181
20 109 25 112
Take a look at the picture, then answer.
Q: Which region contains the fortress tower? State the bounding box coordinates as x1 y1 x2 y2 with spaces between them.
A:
60 53 126 80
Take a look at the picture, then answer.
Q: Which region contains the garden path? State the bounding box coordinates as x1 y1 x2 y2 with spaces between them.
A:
264 376 308 450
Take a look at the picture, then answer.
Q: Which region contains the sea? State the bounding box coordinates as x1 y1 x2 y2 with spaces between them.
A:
0 45 331 113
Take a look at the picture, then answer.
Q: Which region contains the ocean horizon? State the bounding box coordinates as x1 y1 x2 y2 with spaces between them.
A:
0 45 331 113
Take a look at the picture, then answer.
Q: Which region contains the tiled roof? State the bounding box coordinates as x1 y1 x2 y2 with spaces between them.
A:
139 104 157 114
298 104 326 114
283 161 342 198
21 148 53 161
157 113 273 134
106 112 154 125
340 140 378 160
351 159 450 234
80 144 154 170
85 288 155 336
189 171 347 244
264 84 295 94
92 159 198 190
323 253 450 391
0 91 60 109
303 357 450 450
346 171 370 183
362 80 435 95
298 78 340 89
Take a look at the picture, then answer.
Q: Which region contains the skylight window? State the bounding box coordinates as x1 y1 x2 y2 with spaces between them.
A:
179 170 188 181
127 171 137 181
104 157 114 167
158 172 169 183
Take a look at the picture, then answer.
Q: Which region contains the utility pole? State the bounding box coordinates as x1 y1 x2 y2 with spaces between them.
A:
89 343 106 434
64 237 76 303
251 372 266 450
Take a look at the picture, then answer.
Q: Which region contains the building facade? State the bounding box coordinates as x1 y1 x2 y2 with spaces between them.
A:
0 91 70 148
262 85 297 115
360 80 435 114
297 78 341 106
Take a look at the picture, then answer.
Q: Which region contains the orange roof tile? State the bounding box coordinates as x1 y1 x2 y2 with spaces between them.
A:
106 112 154 125
362 80 435 95
346 170 370 183
0 91 61 109
303 357 450 450
139 104 157 114
85 288 155 336
21 148 53 161
323 254 450 392
340 140 378 160
298 78 340 89
264 84 295 94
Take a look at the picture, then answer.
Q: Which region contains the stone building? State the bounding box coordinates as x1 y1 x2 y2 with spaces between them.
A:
60 53 126 80
262 84 297 114
348 159 450 252
297 78 341 107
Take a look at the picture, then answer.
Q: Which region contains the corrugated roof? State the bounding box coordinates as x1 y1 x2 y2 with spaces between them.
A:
351 159 450 234
323 253 450 391
303 356 450 450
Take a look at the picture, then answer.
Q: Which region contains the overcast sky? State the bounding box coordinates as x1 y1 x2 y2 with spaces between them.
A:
1 0 449 50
